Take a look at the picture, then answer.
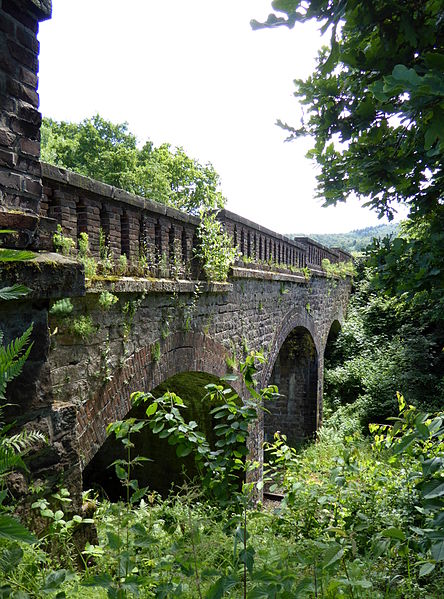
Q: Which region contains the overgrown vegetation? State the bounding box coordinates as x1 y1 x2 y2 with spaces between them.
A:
0 372 442 597
196 211 239 282
324 259 443 430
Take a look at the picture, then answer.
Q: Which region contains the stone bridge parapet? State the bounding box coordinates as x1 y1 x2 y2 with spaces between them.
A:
39 163 351 276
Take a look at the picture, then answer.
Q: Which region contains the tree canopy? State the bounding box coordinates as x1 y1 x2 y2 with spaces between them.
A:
253 0 444 318
41 115 225 215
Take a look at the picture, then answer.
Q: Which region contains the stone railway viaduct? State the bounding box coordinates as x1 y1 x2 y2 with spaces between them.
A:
0 0 352 504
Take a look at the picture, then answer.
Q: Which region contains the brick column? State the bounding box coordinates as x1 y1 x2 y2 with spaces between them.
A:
0 0 52 238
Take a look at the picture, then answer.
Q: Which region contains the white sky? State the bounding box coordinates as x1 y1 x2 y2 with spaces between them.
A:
37 0 400 234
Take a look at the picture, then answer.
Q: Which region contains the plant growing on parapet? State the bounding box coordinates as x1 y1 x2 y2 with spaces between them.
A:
157 251 169 279
322 258 356 279
98 290 119 311
99 228 114 275
117 253 128 276
170 238 185 280
77 232 97 280
53 224 75 256
49 298 73 318
68 315 95 340
196 210 239 282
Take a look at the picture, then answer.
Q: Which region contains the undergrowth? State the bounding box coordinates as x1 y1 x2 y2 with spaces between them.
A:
0 391 442 598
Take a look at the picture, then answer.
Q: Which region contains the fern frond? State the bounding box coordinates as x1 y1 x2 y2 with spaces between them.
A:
0 249 36 262
0 325 33 400
0 446 27 476
2 430 46 455
0 324 33 367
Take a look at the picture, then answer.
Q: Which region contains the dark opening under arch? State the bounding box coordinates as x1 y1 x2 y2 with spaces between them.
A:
82 371 226 499
265 327 318 447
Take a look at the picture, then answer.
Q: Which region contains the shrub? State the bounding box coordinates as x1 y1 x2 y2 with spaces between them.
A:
196 211 239 282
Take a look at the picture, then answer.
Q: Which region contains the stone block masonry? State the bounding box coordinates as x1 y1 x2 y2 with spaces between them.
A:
40 272 351 474
0 0 353 508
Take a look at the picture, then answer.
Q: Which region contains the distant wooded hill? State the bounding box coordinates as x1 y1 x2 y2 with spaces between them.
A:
288 223 400 253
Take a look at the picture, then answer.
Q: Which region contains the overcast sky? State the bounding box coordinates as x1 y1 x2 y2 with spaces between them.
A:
37 0 401 234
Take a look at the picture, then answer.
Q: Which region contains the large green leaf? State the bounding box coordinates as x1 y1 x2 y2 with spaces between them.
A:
0 285 30 301
0 514 36 544
422 480 444 500
431 540 444 562
0 249 36 262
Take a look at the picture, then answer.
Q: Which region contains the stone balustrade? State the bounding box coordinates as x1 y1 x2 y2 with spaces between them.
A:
40 162 350 278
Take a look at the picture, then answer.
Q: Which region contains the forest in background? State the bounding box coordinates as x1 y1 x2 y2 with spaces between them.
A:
288 223 399 252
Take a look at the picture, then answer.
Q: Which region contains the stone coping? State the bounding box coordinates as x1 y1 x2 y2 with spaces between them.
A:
220 209 308 250
41 163 200 226
0 252 84 299
231 266 308 283
292 236 353 260
88 278 232 295
41 163 342 257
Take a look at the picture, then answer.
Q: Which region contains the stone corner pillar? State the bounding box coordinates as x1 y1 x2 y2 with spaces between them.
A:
0 0 52 246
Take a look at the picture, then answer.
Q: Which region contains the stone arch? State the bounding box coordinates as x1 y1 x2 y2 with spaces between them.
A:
83 370 228 498
76 332 237 469
324 319 341 357
262 309 321 446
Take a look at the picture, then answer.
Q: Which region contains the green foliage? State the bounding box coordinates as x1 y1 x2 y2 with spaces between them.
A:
49 298 74 318
321 258 356 278
117 253 127 276
98 291 119 311
151 341 160 363
0 326 33 402
132 352 278 506
369 394 444 578
0 285 30 301
196 211 239 282
0 249 35 262
255 1 443 218
254 0 443 321
367 210 444 321
78 232 97 280
42 115 225 215
68 315 95 340
53 224 75 256
324 261 443 428
289 224 400 252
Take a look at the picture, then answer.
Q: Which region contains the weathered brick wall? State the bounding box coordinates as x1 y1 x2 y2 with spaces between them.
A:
0 0 51 218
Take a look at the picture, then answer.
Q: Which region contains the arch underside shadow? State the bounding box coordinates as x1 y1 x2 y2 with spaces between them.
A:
265 326 318 446
76 332 235 469
83 370 224 498
262 307 346 447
